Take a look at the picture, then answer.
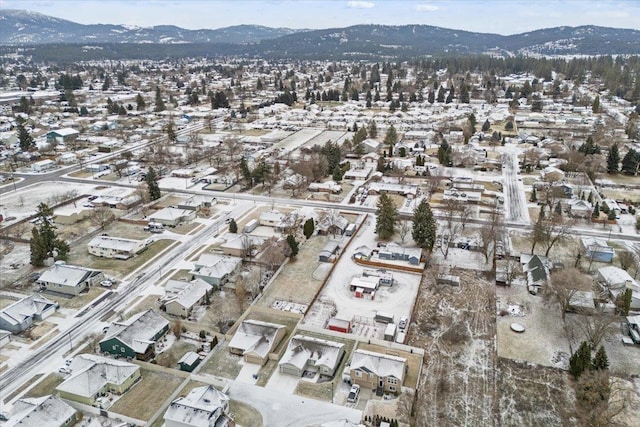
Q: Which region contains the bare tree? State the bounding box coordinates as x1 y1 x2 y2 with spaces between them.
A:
544 268 592 320
171 320 183 339
575 370 630 427
617 251 636 271
571 306 614 348
91 206 116 230
235 275 247 311
398 219 411 244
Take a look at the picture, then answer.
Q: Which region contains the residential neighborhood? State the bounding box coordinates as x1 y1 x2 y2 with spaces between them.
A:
1 3 640 427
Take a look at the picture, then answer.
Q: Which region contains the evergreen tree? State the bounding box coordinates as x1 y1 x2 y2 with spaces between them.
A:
607 143 620 173
554 201 562 216
569 341 592 378
16 120 35 152
154 86 165 112
29 203 69 266
240 158 253 187
615 288 632 316
427 90 435 104
228 219 238 233
368 120 378 138
459 84 470 103
332 165 343 181
436 86 446 103
592 95 600 113
145 167 161 201
592 202 600 218
530 187 537 202
303 218 315 239
136 93 146 111
591 346 609 371
383 125 398 151
482 119 491 132
587 191 593 204
437 140 452 166
621 148 640 175
412 199 437 250
375 193 398 240
286 234 299 257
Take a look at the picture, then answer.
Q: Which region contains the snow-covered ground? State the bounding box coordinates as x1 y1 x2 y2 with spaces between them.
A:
305 219 421 337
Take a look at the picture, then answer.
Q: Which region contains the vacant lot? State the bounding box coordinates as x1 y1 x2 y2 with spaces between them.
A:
258 235 332 308
410 268 497 426
56 286 106 310
109 368 183 421
199 341 243 379
155 339 198 369
229 400 263 427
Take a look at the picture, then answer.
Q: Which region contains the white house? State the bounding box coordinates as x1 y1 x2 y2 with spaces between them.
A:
191 253 242 287
149 207 196 227
88 235 148 260
278 335 346 377
228 319 287 365
36 263 104 296
0 294 58 333
4 395 78 427
31 159 56 172
164 279 212 317
164 385 234 427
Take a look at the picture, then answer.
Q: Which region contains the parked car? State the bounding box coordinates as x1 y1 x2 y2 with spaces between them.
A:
100 279 114 288
399 316 408 330
347 384 360 403
58 367 72 374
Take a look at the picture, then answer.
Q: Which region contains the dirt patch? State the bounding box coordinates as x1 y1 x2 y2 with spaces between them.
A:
109 368 183 421
173 222 202 235
199 288 244 333
155 339 198 368
4 374 43 402
126 294 162 316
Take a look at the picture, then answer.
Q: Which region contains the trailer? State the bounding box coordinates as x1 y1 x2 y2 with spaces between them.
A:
327 317 351 333
384 323 397 341
243 219 258 233
374 311 394 324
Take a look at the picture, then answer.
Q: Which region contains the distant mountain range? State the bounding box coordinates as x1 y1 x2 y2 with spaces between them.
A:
2 9 640 59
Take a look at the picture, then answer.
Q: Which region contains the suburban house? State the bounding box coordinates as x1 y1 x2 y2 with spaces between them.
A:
191 253 242 288
56 354 141 406
36 263 104 296
568 199 593 218
88 235 148 260
348 349 407 395
220 233 266 258
308 181 342 194
597 266 640 311
278 335 346 377
163 279 212 317
53 205 93 225
31 159 56 172
378 243 422 265
316 212 349 236
177 351 201 372
4 395 78 427
164 385 234 427
99 309 169 361
176 195 217 211
228 319 287 365
148 207 196 227
0 294 58 334
259 210 285 228
368 182 418 197
521 254 550 295
46 128 79 144
581 237 615 263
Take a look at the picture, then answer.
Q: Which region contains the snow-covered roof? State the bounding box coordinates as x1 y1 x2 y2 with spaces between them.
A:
6 395 76 427
37 263 101 288
0 294 57 328
88 235 145 253
178 351 200 366
56 354 139 399
598 266 635 288
164 385 231 427
193 254 241 280
228 319 285 358
279 334 345 371
165 279 212 310
350 349 406 380
100 309 169 354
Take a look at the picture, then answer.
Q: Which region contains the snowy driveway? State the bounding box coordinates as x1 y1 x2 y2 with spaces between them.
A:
501 150 530 224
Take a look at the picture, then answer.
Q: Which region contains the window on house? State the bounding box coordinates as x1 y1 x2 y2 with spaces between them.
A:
354 370 362 378
389 385 396 392
387 377 398 385
121 347 125 352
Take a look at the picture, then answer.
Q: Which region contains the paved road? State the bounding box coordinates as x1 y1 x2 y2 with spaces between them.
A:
501 151 530 224
0 199 250 399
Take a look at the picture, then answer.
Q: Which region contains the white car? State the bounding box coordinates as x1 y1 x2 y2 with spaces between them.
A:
58 367 72 374
100 279 114 288
398 316 408 330
347 384 360 403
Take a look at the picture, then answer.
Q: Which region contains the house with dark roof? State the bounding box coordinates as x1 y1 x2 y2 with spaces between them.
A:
99 309 169 360
521 254 550 295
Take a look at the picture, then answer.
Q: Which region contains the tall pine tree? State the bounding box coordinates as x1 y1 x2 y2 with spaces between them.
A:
375 193 398 240
607 143 620 174
412 199 437 251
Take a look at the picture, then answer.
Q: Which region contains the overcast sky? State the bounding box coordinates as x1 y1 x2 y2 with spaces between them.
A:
2 0 639 35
